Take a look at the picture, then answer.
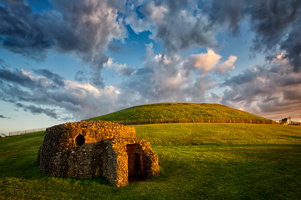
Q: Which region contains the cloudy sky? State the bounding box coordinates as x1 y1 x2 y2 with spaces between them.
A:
1 0 301 134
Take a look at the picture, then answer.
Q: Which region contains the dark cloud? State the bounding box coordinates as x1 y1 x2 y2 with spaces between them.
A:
16 102 58 119
0 65 62 89
279 18 301 72
0 2 52 61
74 70 89 83
0 114 10 119
124 0 301 73
107 43 120 52
1 0 300 87
249 0 300 52
0 0 127 87
247 0 301 72
118 66 136 77
1 83 33 103
105 58 136 77
205 0 245 36
136 67 154 75
109 65 136 77
125 0 218 54
33 69 65 87
221 57 301 119
220 68 259 87
0 61 124 120
204 0 301 72
0 66 40 88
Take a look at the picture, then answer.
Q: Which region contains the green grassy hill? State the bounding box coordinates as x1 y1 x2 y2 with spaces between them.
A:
87 103 273 124
1 124 301 199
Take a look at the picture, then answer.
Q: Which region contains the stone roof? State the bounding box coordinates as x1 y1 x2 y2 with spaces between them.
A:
43 120 136 148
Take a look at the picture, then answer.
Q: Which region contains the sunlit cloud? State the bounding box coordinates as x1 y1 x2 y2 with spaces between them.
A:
216 55 237 74
191 49 222 73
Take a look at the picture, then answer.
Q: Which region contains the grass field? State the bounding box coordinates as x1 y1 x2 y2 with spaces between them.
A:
1 123 301 199
87 103 274 124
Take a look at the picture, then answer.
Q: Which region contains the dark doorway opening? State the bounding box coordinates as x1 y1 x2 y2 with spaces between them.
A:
75 134 85 146
126 144 145 182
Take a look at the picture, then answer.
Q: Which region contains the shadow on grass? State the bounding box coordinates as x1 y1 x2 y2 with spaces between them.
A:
279 134 301 140
0 156 112 186
224 143 301 147
153 144 301 199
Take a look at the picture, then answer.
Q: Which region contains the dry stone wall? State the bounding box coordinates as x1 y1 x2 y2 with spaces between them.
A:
103 138 160 187
38 120 159 187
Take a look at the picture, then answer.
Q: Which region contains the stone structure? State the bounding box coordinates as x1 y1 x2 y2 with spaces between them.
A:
37 120 160 187
279 116 292 125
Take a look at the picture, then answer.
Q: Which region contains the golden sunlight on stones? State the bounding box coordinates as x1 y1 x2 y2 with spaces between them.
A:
37 120 159 187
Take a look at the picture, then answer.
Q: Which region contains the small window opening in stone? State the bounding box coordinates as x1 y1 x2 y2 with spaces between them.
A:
75 134 85 146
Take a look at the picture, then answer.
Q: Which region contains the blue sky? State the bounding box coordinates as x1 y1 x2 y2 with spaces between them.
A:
1 0 301 134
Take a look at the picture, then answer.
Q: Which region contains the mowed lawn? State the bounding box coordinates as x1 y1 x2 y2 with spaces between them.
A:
1 123 301 199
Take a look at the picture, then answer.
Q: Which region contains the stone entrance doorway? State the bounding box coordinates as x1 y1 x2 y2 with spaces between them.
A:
126 144 145 182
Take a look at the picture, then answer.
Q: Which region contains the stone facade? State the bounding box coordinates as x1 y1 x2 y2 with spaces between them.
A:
37 120 160 187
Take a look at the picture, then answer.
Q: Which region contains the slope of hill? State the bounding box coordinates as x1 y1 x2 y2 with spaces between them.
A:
87 103 274 124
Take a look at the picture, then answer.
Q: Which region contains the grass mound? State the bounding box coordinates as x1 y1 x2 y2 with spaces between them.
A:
1 124 301 199
87 103 273 124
